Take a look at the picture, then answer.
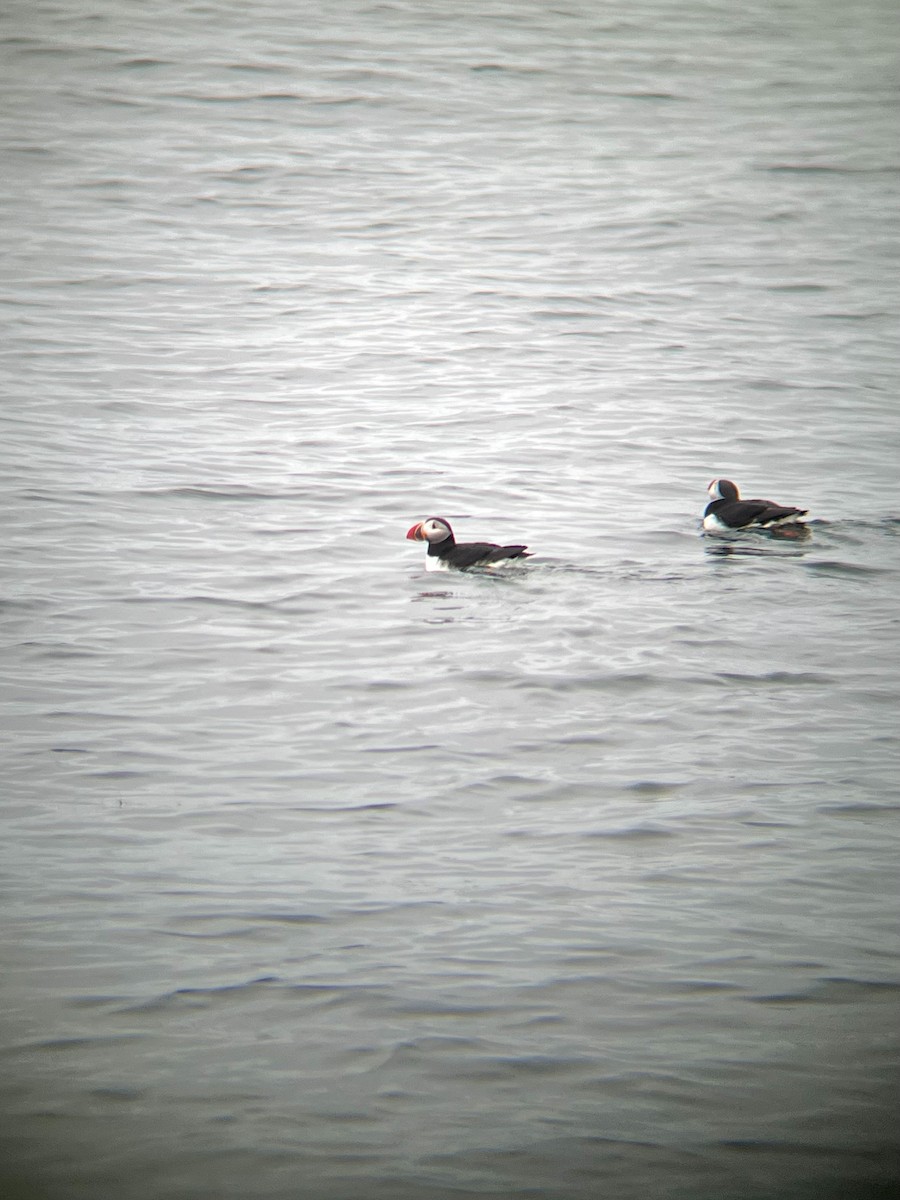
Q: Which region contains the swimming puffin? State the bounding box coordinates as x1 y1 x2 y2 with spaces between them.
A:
406 517 532 571
703 479 808 533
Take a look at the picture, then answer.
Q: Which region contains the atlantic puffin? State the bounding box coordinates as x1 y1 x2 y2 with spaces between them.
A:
703 479 808 533
406 517 532 571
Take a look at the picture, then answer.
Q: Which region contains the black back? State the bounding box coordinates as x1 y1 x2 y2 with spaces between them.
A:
430 539 531 569
705 497 807 528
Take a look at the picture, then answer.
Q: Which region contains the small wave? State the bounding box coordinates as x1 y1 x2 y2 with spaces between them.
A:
625 780 687 796
24 644 101 661
818 801 900 817
85 769 154 780
131 485 291 501
714 670 836 686
582 824 676 841
26 1034 144 1051
764 163 900 175
748 977 900 1006
510 670 660 694
46 709 144 723
282 800 401 812
618 90 683 101
90 1087 142 1102
11 44 80 58
804 559 894 578
816 309 891 321
309 95 372 108
668 979 743 994
120 593 285 611
119 975 280 1014
252 912 330 925
767 282 831 293
163 926 260 941
389 999 501 1017
470 63 548 76
119 57 170 69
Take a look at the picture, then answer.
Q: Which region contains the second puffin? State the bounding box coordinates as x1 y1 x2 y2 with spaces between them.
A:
406 517 532 571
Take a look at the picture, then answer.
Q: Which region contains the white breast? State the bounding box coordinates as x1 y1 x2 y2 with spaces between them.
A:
702 513 732 533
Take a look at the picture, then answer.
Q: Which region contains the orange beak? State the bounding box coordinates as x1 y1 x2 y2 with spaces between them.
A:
406 522 425 541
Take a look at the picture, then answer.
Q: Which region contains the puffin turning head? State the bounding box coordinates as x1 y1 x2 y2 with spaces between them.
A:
703 478 808 534
707 479 739 503
405 517 455 546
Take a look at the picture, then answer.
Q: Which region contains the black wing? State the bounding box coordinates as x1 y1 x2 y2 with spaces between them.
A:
707 498 793 528
443 541 531 569
746 499 808 526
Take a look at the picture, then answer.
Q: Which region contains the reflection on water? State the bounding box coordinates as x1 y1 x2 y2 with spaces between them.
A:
703 536 813 559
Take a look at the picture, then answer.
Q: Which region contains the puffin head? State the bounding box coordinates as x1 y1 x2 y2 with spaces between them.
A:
406 516 454 544
708 479 739 502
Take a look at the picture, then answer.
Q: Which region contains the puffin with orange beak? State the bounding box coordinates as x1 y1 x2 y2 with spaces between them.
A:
406 516 532 571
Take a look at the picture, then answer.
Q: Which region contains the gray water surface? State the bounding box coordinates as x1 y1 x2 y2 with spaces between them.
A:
2 1 899 1198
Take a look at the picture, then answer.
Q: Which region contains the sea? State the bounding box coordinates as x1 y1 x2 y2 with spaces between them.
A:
1 1 899 1198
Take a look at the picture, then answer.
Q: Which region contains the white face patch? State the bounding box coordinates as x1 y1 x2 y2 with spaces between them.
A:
707 479 722 501
422 519 451 544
